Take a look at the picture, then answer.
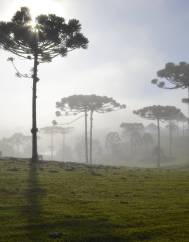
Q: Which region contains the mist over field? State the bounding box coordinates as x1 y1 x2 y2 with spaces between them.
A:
0 1 189 241
0 0 189 168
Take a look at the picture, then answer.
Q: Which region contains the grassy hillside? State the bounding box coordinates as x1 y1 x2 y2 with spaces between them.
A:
0 159 189 241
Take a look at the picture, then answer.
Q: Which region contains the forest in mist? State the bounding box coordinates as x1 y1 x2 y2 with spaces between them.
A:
0 0 189 169
0 1 189 242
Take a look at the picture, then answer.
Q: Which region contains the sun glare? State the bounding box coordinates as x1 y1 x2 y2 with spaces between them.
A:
9 0 65 23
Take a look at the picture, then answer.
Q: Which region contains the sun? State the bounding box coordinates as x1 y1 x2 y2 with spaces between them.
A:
7 0 66 23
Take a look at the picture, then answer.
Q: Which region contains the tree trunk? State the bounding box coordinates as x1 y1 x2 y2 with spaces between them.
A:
50 129 54 161
183 121 185 137
85 110 88 164
62 133 65 161
169 120 173 158
188 87 189 130
89 110 93 165
176 120 179 136
31 50 38 162
157 118 160 168
130 138 133 155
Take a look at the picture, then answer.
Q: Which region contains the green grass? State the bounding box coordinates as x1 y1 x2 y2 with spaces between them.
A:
0 159 189 241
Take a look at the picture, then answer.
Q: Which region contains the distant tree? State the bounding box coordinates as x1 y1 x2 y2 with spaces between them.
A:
56 94 126 164
56 143 73 161
8 133 31 156
53 123 73 161
142 132 153 150
86 95 126 164
74 138 85 162
151 62 189 123
0 133 31 157
90 139 103 164
0 7 88 162
105 132 121 150
165 122 177 157
40 124 62 161
166 111 187 157
145 123 157 135
40 121 73 161
134 105 183 167
105 132 122 159
120 123 144 136
120 123 144 154
176 112 189 136
0 138 15 156
56 95 90 164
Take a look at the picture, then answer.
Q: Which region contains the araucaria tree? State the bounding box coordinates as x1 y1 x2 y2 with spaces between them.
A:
120 122 144 154
151 62 189 123
134 105 183 168
105 132 122 161
56 94 126 164
0 7 88 162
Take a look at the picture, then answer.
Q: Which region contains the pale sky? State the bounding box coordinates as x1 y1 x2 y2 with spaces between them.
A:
0 0 188 137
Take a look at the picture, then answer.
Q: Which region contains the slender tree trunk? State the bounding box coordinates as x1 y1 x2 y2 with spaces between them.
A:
50 129 54 161
85 110 88 164
183 121 185 137
31 50 38 162
176 121 179 136
62 133 65 161
89 110 93 165
169 120 172 158
130 138 133 155
157 118 160 168
188 87 189 130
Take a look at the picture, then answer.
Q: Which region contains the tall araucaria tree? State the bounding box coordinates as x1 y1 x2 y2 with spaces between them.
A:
151 62 189 125
56 95 90 164
56 94 126 164
0 7 88 162
134 105 183 168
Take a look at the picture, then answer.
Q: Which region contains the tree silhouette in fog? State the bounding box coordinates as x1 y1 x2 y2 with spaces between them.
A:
0 7 88 162
56 94 126 164
41 121 73 161
166 110 187 157
175 111 188 136
40 124 67 161
8 133 31 156
0 138 15 156
120 123 144 154
0 133 31 157
142 132 153 151
151 62 189 123
105 132 122 161
134 105 183 168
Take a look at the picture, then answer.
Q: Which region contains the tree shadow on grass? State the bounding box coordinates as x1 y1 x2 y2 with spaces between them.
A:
22 161 45 241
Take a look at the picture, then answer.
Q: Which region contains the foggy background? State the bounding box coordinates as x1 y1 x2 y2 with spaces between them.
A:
0 0 188 165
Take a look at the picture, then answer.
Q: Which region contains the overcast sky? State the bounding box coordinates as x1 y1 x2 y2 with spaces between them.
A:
0 0 188 137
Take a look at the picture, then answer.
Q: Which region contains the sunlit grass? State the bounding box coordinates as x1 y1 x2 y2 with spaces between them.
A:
0 160 189 241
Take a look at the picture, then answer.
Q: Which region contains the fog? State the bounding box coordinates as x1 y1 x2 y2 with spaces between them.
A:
0 0 189 168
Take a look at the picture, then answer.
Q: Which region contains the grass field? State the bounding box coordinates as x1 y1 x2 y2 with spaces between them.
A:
0 159 189 242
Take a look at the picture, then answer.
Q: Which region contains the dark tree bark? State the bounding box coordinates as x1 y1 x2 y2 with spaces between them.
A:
31 49 39 162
